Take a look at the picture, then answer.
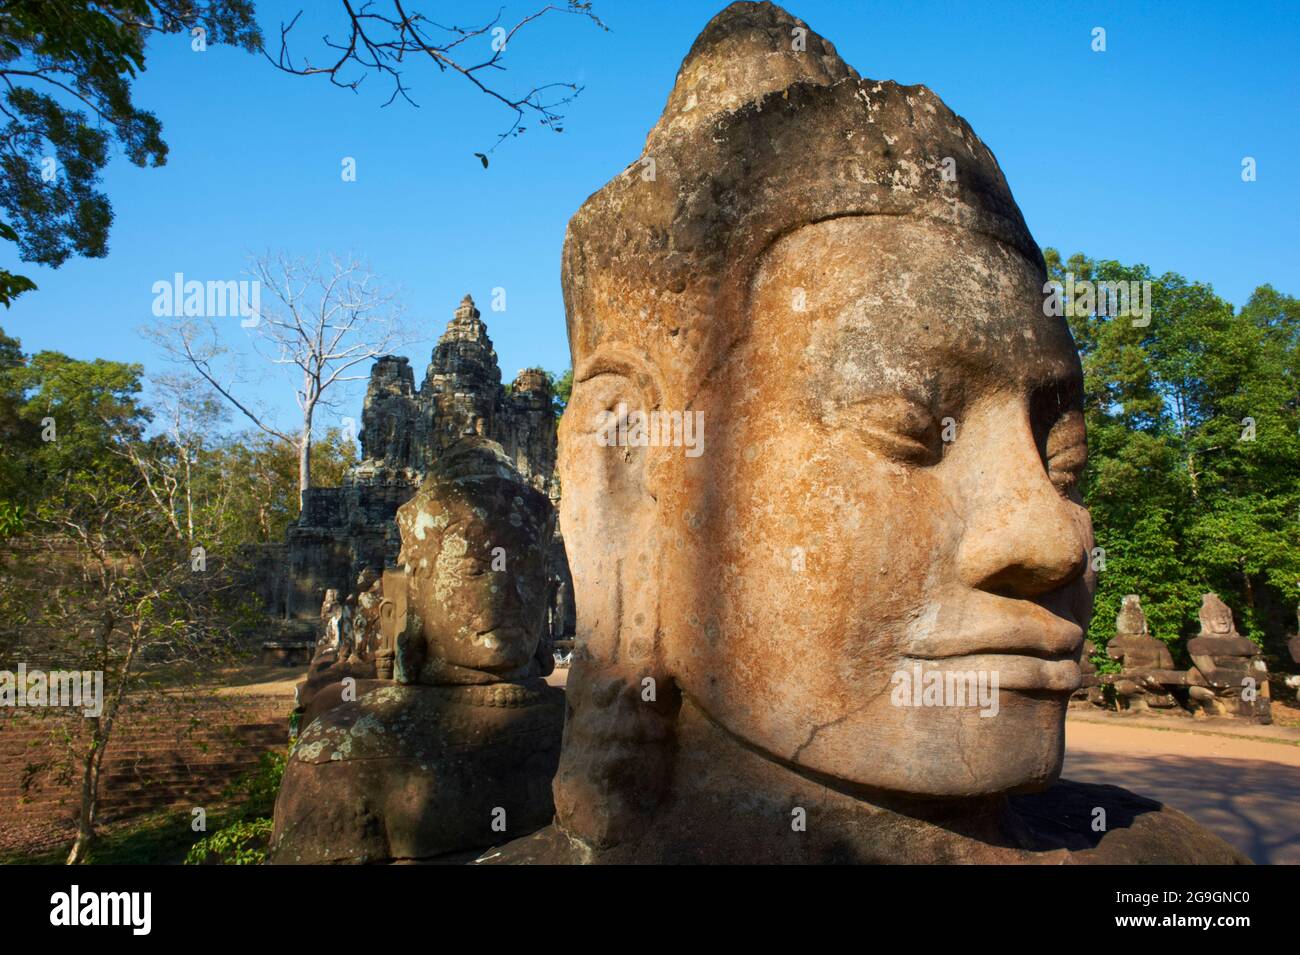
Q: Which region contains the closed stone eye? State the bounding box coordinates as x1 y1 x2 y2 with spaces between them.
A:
852 394 943 466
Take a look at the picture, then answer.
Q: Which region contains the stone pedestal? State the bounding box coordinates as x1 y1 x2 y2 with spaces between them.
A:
270 681 564 864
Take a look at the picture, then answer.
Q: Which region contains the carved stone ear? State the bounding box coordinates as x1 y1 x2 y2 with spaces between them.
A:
557 352 667 679
562 351 666 508
378 569 408 644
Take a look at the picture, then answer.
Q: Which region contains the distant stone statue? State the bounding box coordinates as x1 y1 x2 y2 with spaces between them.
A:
349 568 383 664
1115 593 1150 638
550 579 570 641
294 574 383 732
381 437 556 687
317 588 342 652
1186 593 1270 723
1106 595 1179 713
270 437 565 863
478 1 1245 864
1290 601 1300 665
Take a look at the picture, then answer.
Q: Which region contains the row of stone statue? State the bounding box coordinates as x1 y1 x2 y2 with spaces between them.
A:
1077 594 1272 723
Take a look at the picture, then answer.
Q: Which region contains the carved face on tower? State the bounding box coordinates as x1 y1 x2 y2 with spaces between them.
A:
380 438 555 684
554 1 1095 833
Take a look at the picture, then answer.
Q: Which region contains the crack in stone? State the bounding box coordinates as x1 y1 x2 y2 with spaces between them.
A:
790 699 872 764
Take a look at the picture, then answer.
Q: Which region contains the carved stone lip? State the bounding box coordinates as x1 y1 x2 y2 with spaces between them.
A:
906 618 1084 661
901 654 1081 693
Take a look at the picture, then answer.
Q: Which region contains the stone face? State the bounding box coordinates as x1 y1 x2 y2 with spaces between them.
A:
271 439 564 864
483 698 1247 865
482 1 1244 864
358 355 418 469
1186 592 1270 723
278 295 561 622
1115 593 1149 637
348 569 384 664
383 437 556 687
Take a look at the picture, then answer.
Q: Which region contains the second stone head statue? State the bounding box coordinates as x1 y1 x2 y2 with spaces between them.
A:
379 436 556 686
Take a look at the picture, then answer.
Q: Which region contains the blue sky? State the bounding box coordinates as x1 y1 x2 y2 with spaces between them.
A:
3 0 1298 435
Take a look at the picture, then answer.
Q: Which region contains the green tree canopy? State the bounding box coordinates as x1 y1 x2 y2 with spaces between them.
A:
0 0 260 305
1047 250 1300 665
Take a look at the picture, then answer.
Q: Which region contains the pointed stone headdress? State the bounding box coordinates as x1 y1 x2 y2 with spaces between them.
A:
562 0 1042 392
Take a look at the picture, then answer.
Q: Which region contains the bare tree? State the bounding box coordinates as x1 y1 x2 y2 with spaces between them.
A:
269 1 608 155
147 253 411 501
108 374 228 542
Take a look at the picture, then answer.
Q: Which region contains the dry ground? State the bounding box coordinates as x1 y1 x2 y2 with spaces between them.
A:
1064 704 1300 864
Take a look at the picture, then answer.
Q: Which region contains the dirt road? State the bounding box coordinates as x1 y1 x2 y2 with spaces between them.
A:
1064 711 1300 864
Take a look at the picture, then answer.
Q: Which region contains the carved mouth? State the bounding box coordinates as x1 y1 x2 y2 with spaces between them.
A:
901 653 1080 693
907 613 1084 662
475 625 527 646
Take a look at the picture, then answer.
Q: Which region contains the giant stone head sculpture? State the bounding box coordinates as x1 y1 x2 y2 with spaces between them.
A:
552 0 1096 849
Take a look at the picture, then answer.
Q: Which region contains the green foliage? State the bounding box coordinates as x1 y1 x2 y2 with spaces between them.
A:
184 817 272 865
221 747 285 816
185 747 285 865
0 328 356 548
552 367 573 418
197 427 356 544
0 0 260 301
0 223 37 306
0 323 348 863
0 500 22 537
1046 250 1300 663
0 327 297 862
0 325 148 523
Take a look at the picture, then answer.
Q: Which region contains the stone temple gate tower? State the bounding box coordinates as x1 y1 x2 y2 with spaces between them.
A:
273 295 568 627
